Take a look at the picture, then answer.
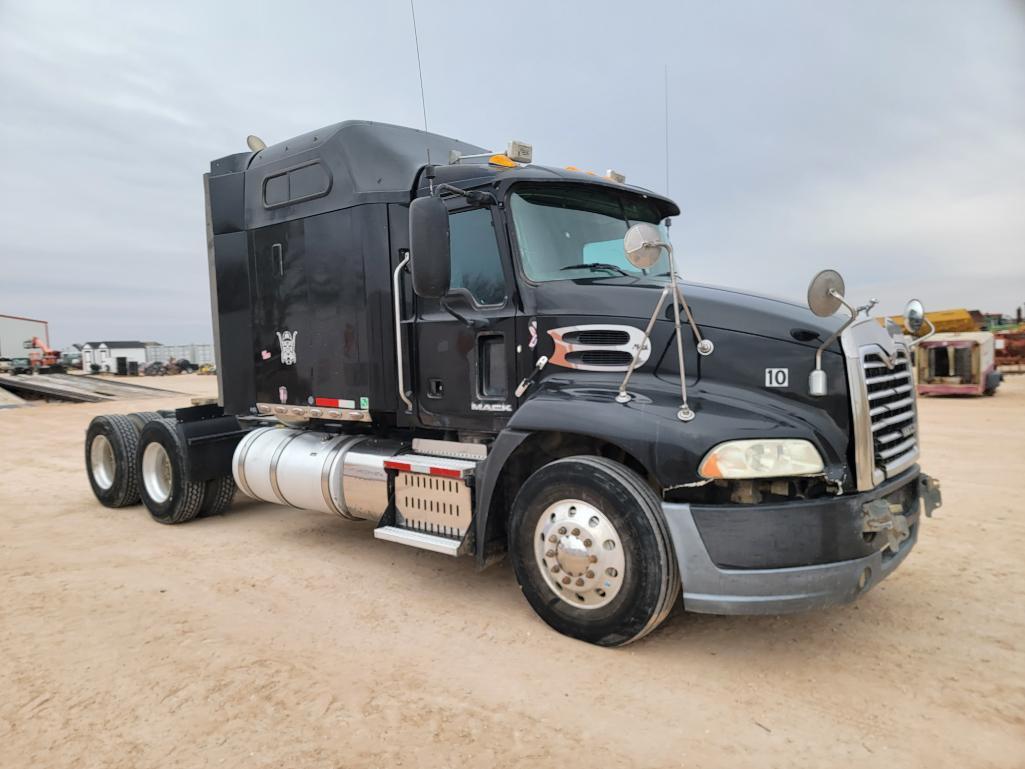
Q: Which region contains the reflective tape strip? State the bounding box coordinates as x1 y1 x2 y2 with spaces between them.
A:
383 458 471 479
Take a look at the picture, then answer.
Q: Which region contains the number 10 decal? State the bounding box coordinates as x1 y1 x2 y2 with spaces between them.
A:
765 368 789 388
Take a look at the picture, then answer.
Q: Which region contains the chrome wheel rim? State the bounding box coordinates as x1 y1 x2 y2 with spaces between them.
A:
533 499 626 610
90 434 116 490
142 442 173 504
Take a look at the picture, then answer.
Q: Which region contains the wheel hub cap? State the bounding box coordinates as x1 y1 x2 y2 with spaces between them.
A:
142 442 173 504
533 499 625 610
556 534 591 576
90 434 115 490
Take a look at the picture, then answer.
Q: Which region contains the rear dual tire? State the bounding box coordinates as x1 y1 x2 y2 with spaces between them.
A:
138 418 233 524
85 413 236 522
509 456 680 647
85 415 143 508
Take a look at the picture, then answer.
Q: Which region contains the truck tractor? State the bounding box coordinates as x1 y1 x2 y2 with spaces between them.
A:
84 120 942 646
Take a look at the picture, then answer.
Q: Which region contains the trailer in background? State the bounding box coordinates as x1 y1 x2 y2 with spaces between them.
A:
917 332 1001 396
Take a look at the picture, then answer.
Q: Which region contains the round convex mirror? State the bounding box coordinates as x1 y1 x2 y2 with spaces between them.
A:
807 269 846 317
904 298 925 334
623 223 665 270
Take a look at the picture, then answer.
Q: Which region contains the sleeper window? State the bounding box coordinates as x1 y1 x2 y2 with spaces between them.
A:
448 208 506 306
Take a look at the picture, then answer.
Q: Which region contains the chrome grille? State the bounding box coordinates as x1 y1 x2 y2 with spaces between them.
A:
841 319 921 490
861 348 918 478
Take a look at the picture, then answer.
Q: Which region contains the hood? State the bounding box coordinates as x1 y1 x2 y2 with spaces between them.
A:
529 278 845 350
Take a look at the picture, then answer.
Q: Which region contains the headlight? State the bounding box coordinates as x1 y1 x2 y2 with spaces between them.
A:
698 439 824 479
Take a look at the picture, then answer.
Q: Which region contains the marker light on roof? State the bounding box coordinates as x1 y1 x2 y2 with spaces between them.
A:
505 140 533 164
605 169 626 184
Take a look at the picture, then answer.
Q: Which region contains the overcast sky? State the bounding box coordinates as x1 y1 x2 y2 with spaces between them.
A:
1 1 1023 347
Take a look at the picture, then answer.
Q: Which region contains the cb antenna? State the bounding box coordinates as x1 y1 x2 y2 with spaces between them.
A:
664 63 670 197
409 0 432 189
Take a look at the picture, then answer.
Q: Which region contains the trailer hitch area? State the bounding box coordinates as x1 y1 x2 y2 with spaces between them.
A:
862 499 911 553
919 474 942 518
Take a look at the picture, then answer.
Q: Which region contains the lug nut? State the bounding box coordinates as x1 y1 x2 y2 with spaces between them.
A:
575 578 585 587
558 527 567 535
583 539 592 548
586 570 595 579
589 555 598 563
551 565 560 573
549 534 558 543
571 528 580 536
562 576 571 585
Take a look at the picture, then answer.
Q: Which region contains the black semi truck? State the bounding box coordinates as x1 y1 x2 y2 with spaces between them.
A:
84 120 942 646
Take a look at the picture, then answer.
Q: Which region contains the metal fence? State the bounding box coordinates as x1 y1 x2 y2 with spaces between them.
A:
145 344 214 365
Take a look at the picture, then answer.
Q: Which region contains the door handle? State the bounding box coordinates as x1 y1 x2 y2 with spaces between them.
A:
272 243 283 276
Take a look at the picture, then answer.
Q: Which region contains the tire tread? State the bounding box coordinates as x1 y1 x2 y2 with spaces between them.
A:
200 475 237 517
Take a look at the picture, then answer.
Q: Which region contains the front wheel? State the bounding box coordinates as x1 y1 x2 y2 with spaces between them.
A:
508 456 680 647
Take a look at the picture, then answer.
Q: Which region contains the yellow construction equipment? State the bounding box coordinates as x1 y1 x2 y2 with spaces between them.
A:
884 308 979 334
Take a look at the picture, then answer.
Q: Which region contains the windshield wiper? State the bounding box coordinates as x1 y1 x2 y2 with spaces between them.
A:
560 262 630 277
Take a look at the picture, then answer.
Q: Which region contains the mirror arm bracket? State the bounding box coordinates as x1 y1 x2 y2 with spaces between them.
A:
908 316 936 349
434 183 497 207
441 295 488 329
809 290 857 397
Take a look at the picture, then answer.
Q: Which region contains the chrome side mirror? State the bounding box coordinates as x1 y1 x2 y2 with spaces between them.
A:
904 299 925 334
807 269 846 318
623 223 666 270
904 298 936 348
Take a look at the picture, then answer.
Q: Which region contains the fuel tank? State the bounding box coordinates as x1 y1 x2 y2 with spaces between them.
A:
232 426 404 521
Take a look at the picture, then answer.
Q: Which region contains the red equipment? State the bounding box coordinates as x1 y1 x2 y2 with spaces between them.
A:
24 336 61 369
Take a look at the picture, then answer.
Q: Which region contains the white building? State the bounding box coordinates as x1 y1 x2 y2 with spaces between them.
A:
81 341 151 371
146 343 214 365
0 313 49 359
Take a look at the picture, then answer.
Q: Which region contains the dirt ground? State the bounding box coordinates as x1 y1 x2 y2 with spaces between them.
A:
1 373 1023 768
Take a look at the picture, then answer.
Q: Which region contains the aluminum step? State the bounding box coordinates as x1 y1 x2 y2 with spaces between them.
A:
373 525 462 556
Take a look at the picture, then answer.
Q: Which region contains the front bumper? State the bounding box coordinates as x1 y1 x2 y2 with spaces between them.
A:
662 469 942 615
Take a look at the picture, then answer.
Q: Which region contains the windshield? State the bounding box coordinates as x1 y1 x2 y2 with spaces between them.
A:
509 184 670 282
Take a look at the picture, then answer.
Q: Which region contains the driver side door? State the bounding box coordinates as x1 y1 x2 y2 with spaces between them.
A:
414 205 520 431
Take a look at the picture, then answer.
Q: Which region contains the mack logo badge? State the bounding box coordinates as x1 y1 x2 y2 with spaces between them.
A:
276 330 298 365
471 402 512 412
765 368 789 388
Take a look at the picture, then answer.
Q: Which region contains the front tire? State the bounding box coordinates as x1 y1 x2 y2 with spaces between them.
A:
508 456 680 647
137 418 205 524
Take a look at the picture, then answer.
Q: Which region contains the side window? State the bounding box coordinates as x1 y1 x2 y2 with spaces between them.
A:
262 162 331 208
449 208 506 306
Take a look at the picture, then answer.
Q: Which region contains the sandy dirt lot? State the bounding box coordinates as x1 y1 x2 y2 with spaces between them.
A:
2 373 1023 768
